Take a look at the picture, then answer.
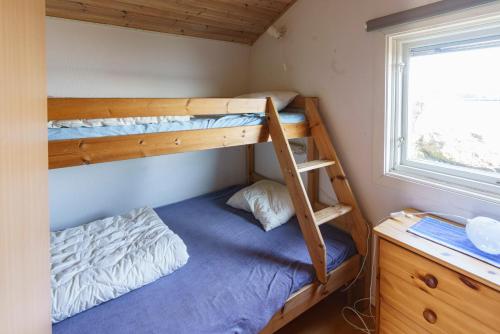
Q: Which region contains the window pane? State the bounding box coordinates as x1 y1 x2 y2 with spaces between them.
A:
406 42 500 176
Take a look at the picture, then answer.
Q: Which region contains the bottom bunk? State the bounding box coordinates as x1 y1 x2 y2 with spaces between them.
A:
52 185 360 334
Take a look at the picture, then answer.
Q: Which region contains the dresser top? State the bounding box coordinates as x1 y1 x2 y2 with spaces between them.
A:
374 210 500 291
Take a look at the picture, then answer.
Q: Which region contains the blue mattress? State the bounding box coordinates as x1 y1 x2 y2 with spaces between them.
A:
48 110 306 141
52 186 356 334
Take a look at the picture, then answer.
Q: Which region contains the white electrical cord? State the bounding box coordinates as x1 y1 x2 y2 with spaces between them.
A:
340 226 370 292
392 210 469 225
340 216 391 334
341 302 373 334
340 209 472 332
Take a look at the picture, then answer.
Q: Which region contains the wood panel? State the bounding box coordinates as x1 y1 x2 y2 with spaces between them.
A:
375 216 500 334
261 255 361 334
380 239 500 330
379 270 497 334
48 97 267 120
0 1 51 333
379 301 429 334
49 122 309 168
46 0 298 44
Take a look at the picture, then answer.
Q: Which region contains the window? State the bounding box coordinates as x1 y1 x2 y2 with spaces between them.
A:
385 13 500 202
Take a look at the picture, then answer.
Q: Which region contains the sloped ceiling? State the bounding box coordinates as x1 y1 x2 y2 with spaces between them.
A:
46 0 297 44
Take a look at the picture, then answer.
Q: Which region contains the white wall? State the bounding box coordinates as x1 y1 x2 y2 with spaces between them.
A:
47 18 251 230
250 0 500 224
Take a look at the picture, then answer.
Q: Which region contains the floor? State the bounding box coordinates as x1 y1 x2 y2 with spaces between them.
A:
277 291 374 334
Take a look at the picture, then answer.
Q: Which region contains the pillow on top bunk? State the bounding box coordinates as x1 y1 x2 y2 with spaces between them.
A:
236 91 298 112
48 115 191 128
50 207 189 323
227 180 295 231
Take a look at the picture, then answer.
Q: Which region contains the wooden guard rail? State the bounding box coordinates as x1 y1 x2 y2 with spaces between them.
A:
47 97 311 169
48 97 268 120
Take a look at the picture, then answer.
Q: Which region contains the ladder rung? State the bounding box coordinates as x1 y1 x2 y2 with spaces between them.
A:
297 160 335 173
314 204 352 226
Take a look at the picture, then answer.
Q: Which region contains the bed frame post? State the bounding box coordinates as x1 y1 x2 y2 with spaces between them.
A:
247 144 255 184
306 137 319 209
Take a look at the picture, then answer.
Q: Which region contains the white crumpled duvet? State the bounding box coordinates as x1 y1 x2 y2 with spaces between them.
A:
48 115 192 128
50 207 189 323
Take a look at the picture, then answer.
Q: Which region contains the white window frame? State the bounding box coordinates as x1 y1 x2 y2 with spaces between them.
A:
385 10 500 203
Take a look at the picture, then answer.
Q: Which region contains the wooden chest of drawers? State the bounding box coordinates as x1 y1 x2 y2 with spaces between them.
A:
374 212 500 334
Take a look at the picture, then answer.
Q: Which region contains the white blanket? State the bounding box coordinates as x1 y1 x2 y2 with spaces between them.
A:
50 207 189 323
48 116 191 128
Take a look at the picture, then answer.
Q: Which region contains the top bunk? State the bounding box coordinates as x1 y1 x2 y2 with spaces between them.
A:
48 96 316 169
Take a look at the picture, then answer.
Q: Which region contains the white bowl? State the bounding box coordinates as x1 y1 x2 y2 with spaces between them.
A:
466 216 500 255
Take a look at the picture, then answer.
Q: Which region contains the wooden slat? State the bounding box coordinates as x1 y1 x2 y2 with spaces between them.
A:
0 1 51 333
296 159 335 173
178 0 279 20
46 0 256 44
247 144 255 184
304 98 369 255
120 0 271 27
46 0 297 44
66 0 265 35
314 204 352 226
261 255 361 334
48 123 309 169
48 98 267 120
266 97 328 284
224 0 289 13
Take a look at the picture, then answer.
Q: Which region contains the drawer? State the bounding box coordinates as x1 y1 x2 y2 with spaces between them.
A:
379 240 500 334
380 270 499 333
379 239 500 328
379 300 429 334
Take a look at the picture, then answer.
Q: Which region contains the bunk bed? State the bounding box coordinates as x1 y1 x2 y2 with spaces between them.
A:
48 97 310 169
48 96 366 333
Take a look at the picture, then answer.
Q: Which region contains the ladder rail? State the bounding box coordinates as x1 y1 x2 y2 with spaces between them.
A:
304 98 369 256
306 137 320 208
266 98 328 284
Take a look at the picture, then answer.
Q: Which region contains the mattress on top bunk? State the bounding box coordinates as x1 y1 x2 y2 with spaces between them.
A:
48 109 306 141
52 186 356 334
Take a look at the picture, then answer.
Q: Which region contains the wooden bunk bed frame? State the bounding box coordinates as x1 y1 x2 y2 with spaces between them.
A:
47 96 365 333
48 97 309 169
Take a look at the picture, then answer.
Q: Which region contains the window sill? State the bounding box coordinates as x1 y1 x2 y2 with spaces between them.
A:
382 168 500 205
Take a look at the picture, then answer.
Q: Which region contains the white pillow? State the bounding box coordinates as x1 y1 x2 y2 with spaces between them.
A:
236 91 298 112
227 180 295 231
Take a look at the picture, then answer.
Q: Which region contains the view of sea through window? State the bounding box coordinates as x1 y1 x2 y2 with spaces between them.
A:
406 42 500 176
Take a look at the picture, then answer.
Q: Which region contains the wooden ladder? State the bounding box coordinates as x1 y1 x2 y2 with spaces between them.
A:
266 97 368 284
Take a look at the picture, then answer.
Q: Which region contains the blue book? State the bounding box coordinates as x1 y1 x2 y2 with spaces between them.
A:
408 217 500 268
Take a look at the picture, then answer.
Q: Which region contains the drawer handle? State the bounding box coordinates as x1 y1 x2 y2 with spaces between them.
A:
459 275 479 290
423 274 438 289
423 309 437 324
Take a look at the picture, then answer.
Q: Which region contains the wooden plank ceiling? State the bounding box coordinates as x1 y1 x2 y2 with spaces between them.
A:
46 0 296 44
